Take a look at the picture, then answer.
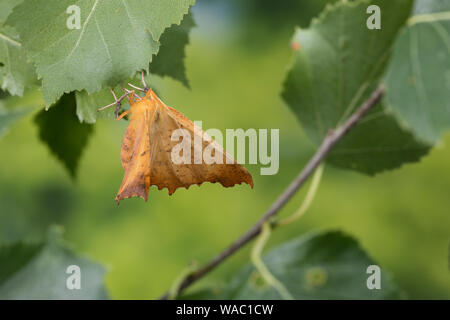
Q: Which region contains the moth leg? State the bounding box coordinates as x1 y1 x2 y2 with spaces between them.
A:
124 88 141 102
116 109 131 121
128 83 146 92
141 71 149 92
126 71 149 93
114 103 121 119
97 88 131 119
110 89 121 119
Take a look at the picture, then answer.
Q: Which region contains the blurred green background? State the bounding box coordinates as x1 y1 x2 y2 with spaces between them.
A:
0 0 449 299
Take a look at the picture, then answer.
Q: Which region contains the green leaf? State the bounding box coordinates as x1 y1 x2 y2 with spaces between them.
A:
0 104 29 139
34 93 94 178
0 0 23 23
75 88 118 123
75 10 196 124
282 0 430 174
385 0 450 144
0 1 37 96
414 0 450 14
327 105 429 174
0 88 9 99
7 0 195 106
189 231 403 300
0 25 36 96
0 242 43 287
0 226 108 299
150 11 195 88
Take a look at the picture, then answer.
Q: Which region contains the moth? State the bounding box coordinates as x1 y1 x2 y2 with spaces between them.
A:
99 73 253 203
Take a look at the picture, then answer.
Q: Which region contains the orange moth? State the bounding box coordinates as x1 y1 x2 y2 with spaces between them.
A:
100 82 253 204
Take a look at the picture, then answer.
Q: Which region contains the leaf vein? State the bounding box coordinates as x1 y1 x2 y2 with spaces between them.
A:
67 0 100 60
95 18 111 61
0 32 21 47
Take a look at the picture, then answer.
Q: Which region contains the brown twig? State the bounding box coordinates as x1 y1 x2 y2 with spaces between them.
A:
158 85 385 300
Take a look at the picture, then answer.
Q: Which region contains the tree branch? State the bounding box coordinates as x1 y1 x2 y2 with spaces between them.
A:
158 85 385 300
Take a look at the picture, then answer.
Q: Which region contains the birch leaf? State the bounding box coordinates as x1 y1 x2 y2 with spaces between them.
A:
0 227 107 300
34 93 94 178
385 0 450 144
7 0 195 106
282 0 430 174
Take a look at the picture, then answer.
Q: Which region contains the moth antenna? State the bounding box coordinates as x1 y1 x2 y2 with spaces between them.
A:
122 87 131 102
124 88 142 101
110 88 118 101
141 71 149 92
97 101 117 111
97 88 131 119
128 83 146 92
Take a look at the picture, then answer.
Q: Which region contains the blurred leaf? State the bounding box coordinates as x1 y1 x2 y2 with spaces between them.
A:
0 24 36 96
385 0 450 144
150 11 195 88
34 93 94 178
0 227 108 299
0 104 29 139
239 0 338 29
7 0 195 106
0 89 9 99
186 231 403 300
281 0 430 175
414 0 450 14
0 242 42 286
0 0 37 96
178 287 226 300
